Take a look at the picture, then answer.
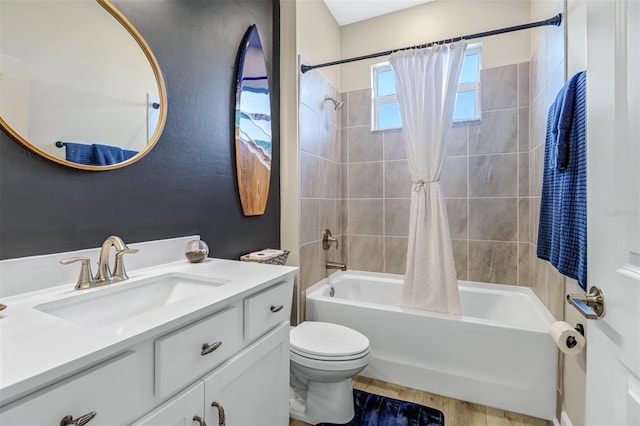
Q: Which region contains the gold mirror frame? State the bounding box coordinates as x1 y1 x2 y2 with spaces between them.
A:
0 0 167 171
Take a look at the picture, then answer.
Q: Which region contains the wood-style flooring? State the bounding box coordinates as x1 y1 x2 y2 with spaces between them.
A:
289 376 552 426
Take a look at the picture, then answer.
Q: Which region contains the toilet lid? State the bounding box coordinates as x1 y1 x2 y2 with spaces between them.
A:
290 321 370 358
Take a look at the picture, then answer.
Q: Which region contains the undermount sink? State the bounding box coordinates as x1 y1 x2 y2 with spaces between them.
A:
34 273 230 327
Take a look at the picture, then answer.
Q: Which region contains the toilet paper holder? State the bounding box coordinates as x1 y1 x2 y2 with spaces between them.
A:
566 323 585 348
567 286 606 319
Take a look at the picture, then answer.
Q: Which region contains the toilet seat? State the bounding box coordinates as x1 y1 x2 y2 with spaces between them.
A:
290 321 370 361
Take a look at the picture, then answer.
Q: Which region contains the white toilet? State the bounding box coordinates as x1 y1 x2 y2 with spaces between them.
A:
289 321 371 425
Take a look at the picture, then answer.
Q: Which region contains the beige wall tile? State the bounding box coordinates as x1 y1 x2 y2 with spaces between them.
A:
481 64 517 111
518 107 530 152
348 162 383 198
441 156 468 198
530 197 541 245
452 239 469 280
385 198 411 237
469 154 517 197
383 129 406 161
300 104 320 155
318 158 338 198
340 127 349 163
469 198 517 241
445 198 468 240
384 160 412 199
518 242 530 286
447 124 468 157
518 62 530 108
519 153 529 196
348 199 384 235
299 66 322 110
469 241 517 284
518 198 529 242
347 88 371 127
546 265 566 320
349 235 384 272
348 126 383 162
300 152 320 198
469 109 518 155
300 241 323 291
300 198 320 245
319 119 339 161
319 199 337 237
529 94 548 151
384 237 408 274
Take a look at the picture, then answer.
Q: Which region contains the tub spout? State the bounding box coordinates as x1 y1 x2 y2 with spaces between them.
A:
326 261 346 271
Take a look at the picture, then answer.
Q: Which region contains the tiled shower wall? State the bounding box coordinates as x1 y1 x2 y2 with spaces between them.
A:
299 45 568 320
298 68 343 308
340 63 531 286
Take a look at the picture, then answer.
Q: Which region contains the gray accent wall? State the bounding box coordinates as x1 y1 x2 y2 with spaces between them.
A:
0 0 281 260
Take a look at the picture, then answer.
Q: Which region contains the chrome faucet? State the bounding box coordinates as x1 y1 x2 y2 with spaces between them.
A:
60 236 138 290
326 261 347 271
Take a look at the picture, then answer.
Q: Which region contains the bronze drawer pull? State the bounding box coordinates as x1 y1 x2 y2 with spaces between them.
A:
201 341 222 356
270 304 284 313
211 401 226 426
193 415 206 426
60 412 96 426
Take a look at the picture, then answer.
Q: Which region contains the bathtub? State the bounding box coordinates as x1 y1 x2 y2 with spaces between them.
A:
305 270 557 421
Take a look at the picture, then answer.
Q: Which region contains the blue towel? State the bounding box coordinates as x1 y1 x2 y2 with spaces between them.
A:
93 144 138 166
537 71 587 289
60 142 95 165
58 142 138 166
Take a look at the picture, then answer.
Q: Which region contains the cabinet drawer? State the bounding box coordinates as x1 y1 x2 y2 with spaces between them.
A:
155 305 242 398
0 352 142 426
244 281 292 341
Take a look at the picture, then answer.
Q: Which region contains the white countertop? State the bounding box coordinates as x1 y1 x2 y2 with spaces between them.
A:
0 258 297 406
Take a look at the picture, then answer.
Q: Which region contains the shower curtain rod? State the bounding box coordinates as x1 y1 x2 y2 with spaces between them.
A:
300 13 562 73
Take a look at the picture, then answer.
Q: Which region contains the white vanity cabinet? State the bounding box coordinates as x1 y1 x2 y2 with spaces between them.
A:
203 323 290 426
131 381 205 426
0 275 294 426
0 352 145 426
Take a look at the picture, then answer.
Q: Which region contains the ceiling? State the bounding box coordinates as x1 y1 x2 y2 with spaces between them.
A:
322 0 436 26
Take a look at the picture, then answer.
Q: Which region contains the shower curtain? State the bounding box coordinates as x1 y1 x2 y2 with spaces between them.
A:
390 41 466 314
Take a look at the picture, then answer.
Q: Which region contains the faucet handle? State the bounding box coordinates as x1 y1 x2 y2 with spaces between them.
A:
322 229 339 250
60 257 94 290
113 249 138 280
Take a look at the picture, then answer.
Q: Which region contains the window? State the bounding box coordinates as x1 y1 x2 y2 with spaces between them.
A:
371 45 482 131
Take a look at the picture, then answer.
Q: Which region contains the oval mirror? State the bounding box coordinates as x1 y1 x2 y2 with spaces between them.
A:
235 25 272 216
0 0 167 171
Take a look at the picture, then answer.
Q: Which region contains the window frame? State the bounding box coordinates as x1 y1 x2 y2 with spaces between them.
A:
370 44 483 131
371 62 401 131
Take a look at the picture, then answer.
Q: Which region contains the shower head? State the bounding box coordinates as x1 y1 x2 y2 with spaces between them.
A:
325 96 344 111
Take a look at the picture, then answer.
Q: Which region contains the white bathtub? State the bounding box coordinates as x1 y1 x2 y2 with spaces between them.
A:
305 270 557 421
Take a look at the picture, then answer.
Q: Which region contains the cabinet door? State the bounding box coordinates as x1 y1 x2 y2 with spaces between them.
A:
203 323 289 426
131 381 204 426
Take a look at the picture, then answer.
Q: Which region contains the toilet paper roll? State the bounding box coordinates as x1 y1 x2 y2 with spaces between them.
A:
549 321 585 355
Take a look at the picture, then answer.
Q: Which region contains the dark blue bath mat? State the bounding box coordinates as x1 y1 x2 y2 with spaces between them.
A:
315 389 445 426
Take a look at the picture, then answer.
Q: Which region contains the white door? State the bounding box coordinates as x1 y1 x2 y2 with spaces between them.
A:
585 1 640 425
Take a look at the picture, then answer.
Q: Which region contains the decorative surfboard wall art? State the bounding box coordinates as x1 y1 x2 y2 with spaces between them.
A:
235 24 272 216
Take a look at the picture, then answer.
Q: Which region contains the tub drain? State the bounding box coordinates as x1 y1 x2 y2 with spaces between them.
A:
329 286 335 297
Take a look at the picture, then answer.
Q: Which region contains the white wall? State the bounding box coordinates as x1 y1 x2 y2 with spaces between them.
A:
0 0 157 157
340 0 532 91
296 0 341 90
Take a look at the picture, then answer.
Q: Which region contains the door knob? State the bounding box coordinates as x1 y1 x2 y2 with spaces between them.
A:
567 286 605 319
